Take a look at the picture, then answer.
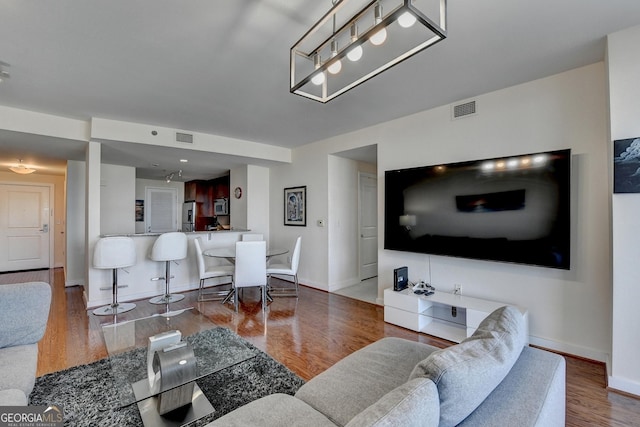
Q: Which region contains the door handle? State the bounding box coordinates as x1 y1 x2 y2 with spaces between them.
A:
39 224 49 233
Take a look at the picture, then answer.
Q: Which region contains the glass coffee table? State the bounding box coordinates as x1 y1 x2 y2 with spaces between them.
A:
101 307 256 426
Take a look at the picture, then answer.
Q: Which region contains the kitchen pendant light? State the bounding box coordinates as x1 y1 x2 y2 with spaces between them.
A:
290 0 447 103
370 3 388 46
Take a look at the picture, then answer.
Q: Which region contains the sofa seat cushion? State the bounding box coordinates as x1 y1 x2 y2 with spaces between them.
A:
296 337 439 426
345 378 439 427
0 389 28 406
0 344 38 395
204 393 336 427
410 305 526 427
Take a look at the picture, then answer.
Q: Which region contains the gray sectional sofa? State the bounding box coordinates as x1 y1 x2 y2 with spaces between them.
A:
0 282 52 406
207 305 566 427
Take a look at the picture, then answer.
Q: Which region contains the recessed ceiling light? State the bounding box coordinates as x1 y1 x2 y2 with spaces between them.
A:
152 163 160 167
180 159 188 163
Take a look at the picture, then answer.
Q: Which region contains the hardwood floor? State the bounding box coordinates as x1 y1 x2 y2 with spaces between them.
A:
3 268 640 426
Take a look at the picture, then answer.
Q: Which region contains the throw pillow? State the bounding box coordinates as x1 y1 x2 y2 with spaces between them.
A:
345 378 439 427
409 305 526 427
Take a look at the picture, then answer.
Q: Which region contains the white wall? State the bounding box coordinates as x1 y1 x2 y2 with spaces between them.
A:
270 146 330 289
65 160 85 286
230 165 248 230
273 63 611 362
100 164 136 235
608 24 640 396
246 165 270 241
327 156 378 290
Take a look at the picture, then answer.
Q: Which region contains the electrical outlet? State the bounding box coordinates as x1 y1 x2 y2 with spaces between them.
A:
454 284 461 295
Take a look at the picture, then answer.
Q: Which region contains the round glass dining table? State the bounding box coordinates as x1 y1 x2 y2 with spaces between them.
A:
203 247 288 264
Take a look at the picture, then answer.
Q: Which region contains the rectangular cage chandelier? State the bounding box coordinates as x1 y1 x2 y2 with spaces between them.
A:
290 0 447 103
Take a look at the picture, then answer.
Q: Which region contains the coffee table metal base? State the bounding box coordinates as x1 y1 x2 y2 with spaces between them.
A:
135 382 214 427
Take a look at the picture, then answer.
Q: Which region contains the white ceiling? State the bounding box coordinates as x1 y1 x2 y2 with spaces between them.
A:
1 0 639 179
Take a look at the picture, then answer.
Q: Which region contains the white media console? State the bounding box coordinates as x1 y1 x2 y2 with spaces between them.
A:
384 288 528 343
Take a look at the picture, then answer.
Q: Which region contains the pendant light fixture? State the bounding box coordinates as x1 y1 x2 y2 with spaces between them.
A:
290 0 447 103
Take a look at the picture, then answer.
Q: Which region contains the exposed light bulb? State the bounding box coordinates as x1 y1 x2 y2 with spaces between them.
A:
347 45 363 62
347 23 363 62
398 11 417 28
328 39 342 74
370 28 387 46
312 73 325 85
370 3 387 46
311 54 325 85
327 58 342 74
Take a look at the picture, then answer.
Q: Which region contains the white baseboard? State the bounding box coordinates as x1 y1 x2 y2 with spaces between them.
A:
328 277 360 293
528 335 609 363
608 375 640 397
65 279 84 288
297 277 327 292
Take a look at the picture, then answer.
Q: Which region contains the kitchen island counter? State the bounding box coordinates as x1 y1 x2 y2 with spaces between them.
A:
101 229 250 238
87 229 253 308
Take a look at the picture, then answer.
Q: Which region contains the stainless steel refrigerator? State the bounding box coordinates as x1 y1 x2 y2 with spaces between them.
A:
182 201 198 232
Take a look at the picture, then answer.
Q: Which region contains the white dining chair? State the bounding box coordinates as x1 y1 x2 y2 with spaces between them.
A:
241 233 264 241
232 241 268 312
193 237 234 301
267 236 301 297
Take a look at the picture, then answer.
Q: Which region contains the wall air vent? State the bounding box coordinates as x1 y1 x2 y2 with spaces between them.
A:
176 132 193 144
452 100 477 120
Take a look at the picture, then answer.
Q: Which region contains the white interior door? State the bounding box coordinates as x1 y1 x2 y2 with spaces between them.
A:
359 173 378 280
145 187 177 233
0 183 52 271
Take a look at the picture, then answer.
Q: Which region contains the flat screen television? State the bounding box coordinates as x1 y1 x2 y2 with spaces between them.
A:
384 149 571 269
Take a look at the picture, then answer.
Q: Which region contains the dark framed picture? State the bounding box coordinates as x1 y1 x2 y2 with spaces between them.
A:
284 186 306 226
135 200 144 222
614 137 640 193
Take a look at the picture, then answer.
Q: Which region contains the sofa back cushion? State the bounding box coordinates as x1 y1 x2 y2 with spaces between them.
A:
0 282 52 348
345 378 439 427
409 305 526 427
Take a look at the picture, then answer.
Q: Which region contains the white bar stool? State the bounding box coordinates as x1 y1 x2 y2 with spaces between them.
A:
92 236 137 315
149 232 187 304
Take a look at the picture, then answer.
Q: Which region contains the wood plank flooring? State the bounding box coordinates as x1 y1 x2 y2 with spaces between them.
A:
3 268 640 426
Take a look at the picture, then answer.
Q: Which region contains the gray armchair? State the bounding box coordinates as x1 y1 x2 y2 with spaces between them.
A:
0 282 52 405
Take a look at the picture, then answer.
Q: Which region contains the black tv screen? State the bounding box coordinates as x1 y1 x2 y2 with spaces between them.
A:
384 149 571 269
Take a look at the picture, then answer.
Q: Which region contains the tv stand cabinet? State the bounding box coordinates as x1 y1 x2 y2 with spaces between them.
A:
383 288 528 343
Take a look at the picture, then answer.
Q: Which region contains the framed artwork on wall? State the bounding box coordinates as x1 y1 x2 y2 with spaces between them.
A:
614 137 640 193
135 199 144 222
284 186 306 226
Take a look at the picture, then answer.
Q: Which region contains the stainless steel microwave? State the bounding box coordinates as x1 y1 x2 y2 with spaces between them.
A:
214 198 228 215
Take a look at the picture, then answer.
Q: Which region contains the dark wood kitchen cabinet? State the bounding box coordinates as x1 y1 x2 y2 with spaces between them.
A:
184 175 230 220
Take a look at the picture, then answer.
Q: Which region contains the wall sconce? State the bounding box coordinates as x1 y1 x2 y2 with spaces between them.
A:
290 0 447 103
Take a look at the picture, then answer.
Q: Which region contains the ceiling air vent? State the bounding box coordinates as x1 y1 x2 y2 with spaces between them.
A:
176 132 193 144
452 100 477 120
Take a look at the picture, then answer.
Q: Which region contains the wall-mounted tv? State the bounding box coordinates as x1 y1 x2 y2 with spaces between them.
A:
384 149 571 269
